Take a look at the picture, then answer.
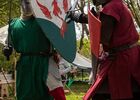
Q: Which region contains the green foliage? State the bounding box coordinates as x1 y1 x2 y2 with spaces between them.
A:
0 43 15 73
66 82 90 100
0 0 20 27
77 38 91 59
0 0 20 72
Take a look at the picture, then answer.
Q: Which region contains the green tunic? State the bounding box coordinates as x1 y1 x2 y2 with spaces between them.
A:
9 17 53 100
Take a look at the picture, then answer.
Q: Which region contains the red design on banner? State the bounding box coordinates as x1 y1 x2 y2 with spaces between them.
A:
36 0 52 19
60 21 67 38
52 0 67 38
36 0 68 38
55 15 67 38
52 0 62 16
63 0 68 12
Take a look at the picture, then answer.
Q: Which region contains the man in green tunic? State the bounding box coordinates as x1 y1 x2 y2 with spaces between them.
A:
3 0 58 99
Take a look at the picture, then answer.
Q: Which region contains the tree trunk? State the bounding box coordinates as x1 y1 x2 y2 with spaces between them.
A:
125 0 140 27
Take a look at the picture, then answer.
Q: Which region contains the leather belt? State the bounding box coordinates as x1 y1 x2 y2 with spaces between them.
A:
21 52 53 57
109 42 138 54
108 42 139 60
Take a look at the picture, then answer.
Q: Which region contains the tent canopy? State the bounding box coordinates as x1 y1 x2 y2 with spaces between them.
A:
72 53 92 69
0 25 8 45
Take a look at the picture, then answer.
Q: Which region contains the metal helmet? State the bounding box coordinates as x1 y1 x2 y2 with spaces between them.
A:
21 0 33 18
92 0 111 6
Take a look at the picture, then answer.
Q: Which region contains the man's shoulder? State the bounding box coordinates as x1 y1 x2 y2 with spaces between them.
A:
105 0 123 9
10 18 19 23
9 18 21 27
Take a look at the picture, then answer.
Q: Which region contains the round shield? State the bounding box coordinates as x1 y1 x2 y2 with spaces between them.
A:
30 0 76 62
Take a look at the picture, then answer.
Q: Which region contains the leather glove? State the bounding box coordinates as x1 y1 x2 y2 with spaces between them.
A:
66 11 82 23
2 45 13 61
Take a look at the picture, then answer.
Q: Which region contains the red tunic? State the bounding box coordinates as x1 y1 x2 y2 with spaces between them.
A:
84 0 140 99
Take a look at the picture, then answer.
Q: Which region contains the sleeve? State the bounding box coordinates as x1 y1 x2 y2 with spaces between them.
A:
78 7 98 23
59 58 72 75
78 13 88 23
3 19 16 60
67 7 97 24
70 12 88 23
100 12 116 46
60 67 72 75
101 2 121 22
5 19 17 46
5 31 13 46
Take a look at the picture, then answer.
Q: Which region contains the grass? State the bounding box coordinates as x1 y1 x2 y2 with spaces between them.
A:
65 81 90 100
5 71 90 100
5 81 90 100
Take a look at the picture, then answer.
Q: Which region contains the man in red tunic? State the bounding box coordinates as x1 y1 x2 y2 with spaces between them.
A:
68 0 140 99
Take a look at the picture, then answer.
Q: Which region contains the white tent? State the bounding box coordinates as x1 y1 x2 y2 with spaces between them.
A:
72 53 92 69
0 25 8 45
0 25 92 69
